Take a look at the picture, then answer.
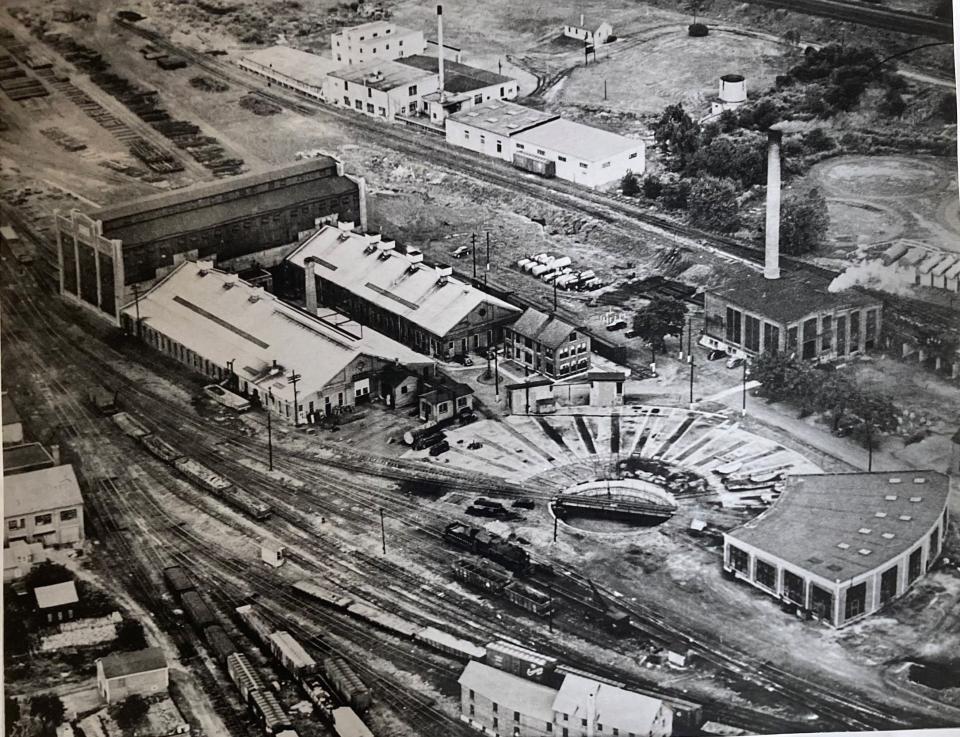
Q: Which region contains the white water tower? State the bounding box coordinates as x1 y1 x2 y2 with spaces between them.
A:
719 74 747 106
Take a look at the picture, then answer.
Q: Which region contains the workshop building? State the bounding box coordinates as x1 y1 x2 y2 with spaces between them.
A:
396 55 518 124
285 223 521 359
35 580 79 624
4 464 84 547
505 378 556 415
419 380 474 422
504 308 589 378
701 267 882 361
446 100 644 188
55 158 364 325
323 59 439 121
120 260 434 424
331 20 427 66
724 471 950 628
97 648 169 704
238 46 343 101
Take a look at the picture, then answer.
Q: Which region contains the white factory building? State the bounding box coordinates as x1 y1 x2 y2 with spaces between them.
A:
446 99 645 188
237 46 343 102
323 59 440 121
330 20 427 66
397 55 518 124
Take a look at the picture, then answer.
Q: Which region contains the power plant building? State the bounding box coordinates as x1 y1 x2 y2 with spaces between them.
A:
396 55 518 123
446 100 644 188
55 158 363 325
724 471 950 627
284 223 521 359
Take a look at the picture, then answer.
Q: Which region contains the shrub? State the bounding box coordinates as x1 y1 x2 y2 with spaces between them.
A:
938 92 957 122
688 176 740 232
687 132 766 187
718 109 739 133
642 174 663 199
803 128 835 152
737 97 781 130
620 171 640 196
780 187 829 255
688 22 709 36
115 695 149 731
879 89 906 118
659 177 691 210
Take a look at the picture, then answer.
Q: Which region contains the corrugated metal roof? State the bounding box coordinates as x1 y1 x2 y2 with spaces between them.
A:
398 55 513 94
287 226 520 337
99 647 167 679
121 261 432 403
34 581 79 609
5 465 83 517
726 471 950 582
458 661 556 722
514 118 642 163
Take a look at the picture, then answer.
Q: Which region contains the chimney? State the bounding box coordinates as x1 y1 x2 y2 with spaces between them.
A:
580 12 584 27
304 258 318 314
764 129 782 280
437 5 445 102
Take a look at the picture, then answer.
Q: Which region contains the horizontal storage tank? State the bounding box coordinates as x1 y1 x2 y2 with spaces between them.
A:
531 263 552 277
513 151 556 178
551 256 572 269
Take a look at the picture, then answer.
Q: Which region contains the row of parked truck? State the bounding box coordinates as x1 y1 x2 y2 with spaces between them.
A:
515 254 602 291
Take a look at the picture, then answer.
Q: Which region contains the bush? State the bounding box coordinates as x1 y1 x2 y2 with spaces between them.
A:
718 109 739 133
688 22 708 36
879 89 906 118
642 174 663 200
659 177 691 210
803 128 835 153
689 176 740 232
115 695 149 731
687 132 766 187
737 97 781 130
116 619 148 651
620 171 640 197
780 188 829 255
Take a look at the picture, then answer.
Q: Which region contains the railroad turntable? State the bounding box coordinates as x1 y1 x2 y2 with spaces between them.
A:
551 478 680 533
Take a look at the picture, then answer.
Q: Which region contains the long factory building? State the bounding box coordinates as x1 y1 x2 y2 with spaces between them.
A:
284 222 521 359
55 157 364 325
724 471 950 628
121 259 434 423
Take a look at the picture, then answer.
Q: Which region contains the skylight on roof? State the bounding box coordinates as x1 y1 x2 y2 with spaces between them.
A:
909 496 922 503
875 512 887 518
899 515 912 521
485 118 498 123
858 549 872 556
885 495 897 501
882 533 895 539
889 478 902 484
913 477 927 484
858 528 871 534
506 123 518 129
837 543 850 550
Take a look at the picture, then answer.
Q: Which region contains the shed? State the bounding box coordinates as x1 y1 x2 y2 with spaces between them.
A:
419 380 474 423
96 647 169 703
505 378 555 415
261 539 286 568
588 371 626 407
34 580 79 623
3 539 44 582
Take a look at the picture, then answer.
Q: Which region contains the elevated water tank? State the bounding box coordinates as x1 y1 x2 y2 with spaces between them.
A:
719 74 747 104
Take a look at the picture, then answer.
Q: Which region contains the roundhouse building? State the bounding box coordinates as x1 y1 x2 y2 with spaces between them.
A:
55 157 364 325
723 471 950 628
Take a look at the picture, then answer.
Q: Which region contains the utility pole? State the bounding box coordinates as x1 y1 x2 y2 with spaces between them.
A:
472 233 477 280
288 370 302 428
380 508 387 555
603 79 607 101
485 231 490 288
649 343 656 376
553 278 558 311
267 407 274 470
688 354 695 405
493 349 500 400
867 426 874 472
741 360 749 414
226 358 236 389
553 514 558 542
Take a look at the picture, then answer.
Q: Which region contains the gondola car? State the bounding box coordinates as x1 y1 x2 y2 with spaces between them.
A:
162 565 195 596
451 557 511 593
221 484 272 520
503 580 554 617
173 457 233 492
180 590 218 630
112 411 150 439
203 624 238 663
142 434 184 463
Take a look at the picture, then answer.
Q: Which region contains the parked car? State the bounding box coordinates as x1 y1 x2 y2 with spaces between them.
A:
452 246 469 258
453 353 474 366
429 440 450 456
624 330 638 339
725 356 746 369
606 320 628 332
707 349 728 361
203 384 251 412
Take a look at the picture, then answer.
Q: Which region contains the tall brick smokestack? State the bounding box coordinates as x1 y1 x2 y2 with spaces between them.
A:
764 129 783 280
437 5 445 102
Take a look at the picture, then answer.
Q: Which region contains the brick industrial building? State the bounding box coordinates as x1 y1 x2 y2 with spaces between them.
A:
4 465 85 548
504 308 589 379
724 471 950 627
285 223 521 359
55 158 364 325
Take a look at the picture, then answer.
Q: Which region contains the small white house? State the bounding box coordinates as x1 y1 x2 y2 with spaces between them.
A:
562 16 613 45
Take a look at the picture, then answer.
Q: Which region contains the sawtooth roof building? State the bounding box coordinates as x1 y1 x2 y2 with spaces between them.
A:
121 260 434 423
724 471 950 627
284 223 521 359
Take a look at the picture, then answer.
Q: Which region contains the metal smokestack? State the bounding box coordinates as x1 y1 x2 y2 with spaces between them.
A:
436 5 445 102
764 129 783 280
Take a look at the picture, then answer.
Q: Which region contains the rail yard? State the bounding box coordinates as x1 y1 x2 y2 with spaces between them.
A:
2 0 959 736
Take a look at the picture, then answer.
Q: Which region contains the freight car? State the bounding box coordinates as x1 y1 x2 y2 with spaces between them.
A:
443 522 530 572
173 457 233 492
250 688 292 734
415 626 486 660
332 706 374 737
345 602 420 639
162 565 195 596
269 630 317 678
452 557 511 593
236 603 277 645
112 411 150 438
226 651 270 703
503 580 554 617
180 590 218 630
204 624 238 663
142 434 184 463
219 484 272 521
323 656 371 713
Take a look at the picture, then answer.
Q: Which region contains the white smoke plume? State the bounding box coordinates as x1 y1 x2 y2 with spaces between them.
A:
828 260 916 295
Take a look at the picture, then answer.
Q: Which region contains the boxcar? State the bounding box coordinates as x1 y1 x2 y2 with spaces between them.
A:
180 590 217 630
332 707 374 737
250 688 291 734
142 434 184 463
162 565 195 596
203 624 237 663
323 657 371 713
269 630 317 677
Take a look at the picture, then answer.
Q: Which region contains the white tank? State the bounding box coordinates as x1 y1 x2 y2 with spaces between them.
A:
551 256 572 269
719 74 746 104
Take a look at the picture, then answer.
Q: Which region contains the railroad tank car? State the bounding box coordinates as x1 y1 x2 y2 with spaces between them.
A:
162 565 195 595
142 434 184 463
250 688 292 734
226 652 269 703
180 590 218 630
203 624 238 663
503 580 554 617
269 630 317 677
451 557 511 593
172 457 233 492
323 657 371 713
236 603 277 645
331 706 374 737
112 411 150 439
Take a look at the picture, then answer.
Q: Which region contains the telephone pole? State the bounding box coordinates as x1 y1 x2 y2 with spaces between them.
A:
288 370 302 428
485 231 490 288
688 354 695 405
380 508 387 555
267 389 274 470
131 284 143 338
472 233 477 280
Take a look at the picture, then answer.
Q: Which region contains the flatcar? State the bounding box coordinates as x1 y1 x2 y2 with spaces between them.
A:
173 457 232 492
414 626 486 660
503 580 554 617
452 557 511 593
180 590 218 630
162 565 195 595
345 601 420 639
220 484 273 520
332 706 374 737
292 580 354 610
203 624 238 663
302 676 336 719
323 657 371 713
142 434 184 463
112 411 150 439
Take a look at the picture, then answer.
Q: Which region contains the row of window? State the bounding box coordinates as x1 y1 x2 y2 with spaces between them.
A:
466 694 636 735
7 509 78 530
722 306 879 357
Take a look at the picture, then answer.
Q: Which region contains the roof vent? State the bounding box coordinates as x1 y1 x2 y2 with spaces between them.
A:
858 528 871 534
882 532 895 539
889 478 902 484
407 264 420 274
337 232 351 242
885 495 898 501
222 282 235 290
248 294 260 303
407 249 424 264
198 269 209 277
435 264 453 284
378 252 392 261
913 477 927 484
899 515 912 521
364 244 378 255
858 549 872 556
875 512 887 518
837 543 850 550
909 496 922 503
